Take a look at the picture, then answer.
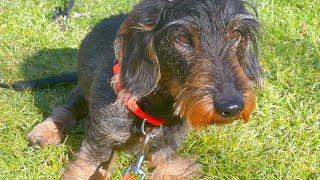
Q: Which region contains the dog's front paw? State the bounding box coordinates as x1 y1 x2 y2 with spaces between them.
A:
62 158 98 180
149 157 202 180
27 119 62 147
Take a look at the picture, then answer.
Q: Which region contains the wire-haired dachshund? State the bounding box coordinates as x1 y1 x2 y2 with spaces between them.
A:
1 0 262 179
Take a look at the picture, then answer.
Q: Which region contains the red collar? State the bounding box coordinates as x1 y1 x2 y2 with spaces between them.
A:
113 62 165 126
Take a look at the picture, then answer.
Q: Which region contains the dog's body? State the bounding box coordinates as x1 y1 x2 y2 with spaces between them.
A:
2 0 262 179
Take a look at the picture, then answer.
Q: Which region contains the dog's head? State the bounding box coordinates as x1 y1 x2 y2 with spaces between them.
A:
114 0 262 129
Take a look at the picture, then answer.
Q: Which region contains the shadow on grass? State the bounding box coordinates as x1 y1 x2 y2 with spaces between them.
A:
20 48 85 152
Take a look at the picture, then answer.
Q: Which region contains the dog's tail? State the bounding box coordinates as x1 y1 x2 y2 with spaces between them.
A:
0 72 78 91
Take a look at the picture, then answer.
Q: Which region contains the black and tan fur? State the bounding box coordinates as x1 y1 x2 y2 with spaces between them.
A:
1 0 262 179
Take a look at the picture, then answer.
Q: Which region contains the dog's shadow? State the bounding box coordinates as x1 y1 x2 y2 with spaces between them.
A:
20 48 85 151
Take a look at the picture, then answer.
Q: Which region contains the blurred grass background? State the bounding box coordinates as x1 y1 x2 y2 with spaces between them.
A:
0 0 319 179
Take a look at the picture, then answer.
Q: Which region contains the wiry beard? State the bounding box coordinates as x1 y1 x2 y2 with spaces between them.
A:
173 62 256 130
173 63 219 129
174 87 217 129
174 87 256 129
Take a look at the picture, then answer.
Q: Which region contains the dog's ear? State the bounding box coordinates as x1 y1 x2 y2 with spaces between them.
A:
243 49 263 87
238 37 263 87
114 6 162 101
233 14 263 88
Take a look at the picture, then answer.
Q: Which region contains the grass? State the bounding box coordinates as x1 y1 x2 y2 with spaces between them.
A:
0 0 319 179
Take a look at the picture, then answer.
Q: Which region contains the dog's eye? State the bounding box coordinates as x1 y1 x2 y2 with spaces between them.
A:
176 34 191 46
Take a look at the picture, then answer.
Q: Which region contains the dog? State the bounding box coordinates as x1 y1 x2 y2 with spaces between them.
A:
1 0 262 179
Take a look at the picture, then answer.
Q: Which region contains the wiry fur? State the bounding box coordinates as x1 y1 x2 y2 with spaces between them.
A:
23 0 262 179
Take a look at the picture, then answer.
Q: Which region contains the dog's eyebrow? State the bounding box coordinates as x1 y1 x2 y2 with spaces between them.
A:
232 14 258 21
156 19 199 34
228 14 259 29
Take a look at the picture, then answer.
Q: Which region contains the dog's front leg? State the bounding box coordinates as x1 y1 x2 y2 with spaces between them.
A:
147 122 202 180
62 102 132 180
149 151 201 180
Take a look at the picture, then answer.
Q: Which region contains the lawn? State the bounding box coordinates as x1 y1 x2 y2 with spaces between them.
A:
0 0 319 179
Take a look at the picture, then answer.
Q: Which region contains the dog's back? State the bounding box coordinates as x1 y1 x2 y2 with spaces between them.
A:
78 14 127 97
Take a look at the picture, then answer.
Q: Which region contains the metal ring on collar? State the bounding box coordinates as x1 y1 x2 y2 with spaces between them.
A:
141 120 163 137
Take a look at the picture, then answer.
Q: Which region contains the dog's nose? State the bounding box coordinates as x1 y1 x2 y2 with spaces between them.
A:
214 97 244 118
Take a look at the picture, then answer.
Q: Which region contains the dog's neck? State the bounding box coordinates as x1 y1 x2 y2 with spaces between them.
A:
139 82 182 126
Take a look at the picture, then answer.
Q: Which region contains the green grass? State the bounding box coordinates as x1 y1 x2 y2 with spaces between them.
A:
0 0 319 179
